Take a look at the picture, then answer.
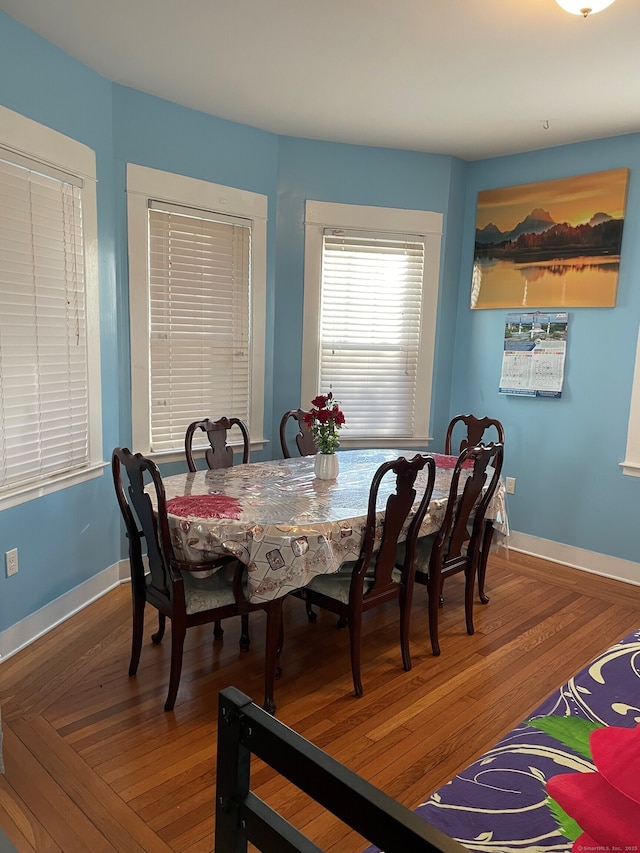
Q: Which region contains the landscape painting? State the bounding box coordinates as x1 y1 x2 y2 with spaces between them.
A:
470 168 629 309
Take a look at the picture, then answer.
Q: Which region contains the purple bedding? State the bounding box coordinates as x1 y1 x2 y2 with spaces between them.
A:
365 629 640 852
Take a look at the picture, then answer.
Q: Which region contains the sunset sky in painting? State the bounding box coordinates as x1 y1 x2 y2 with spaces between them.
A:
475 168 629 231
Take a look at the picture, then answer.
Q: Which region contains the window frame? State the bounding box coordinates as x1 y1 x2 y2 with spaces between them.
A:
126 164 267 462
622 323 640 477
0 105 103 512
301 200 442 448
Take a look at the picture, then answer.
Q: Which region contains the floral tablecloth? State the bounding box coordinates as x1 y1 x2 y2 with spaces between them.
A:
155 449 508 604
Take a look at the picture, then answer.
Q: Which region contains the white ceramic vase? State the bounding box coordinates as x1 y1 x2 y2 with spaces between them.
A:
314 452 339 480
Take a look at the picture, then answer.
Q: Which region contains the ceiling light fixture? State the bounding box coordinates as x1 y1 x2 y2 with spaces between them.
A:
556 0 615 16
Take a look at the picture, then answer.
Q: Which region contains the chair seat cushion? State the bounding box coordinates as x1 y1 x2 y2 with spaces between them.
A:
397 532 472 582
396 535 435 577
307 554 401 604
306 563 355 604
309 530 442 603
181 565 246 614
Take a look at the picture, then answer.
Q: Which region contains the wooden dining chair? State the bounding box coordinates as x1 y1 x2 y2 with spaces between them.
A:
445 414 505 603
412 442 504 656
279 409 317 458
294 454 437 698
112 447 283 712
444 413 505 455
184 416 250 472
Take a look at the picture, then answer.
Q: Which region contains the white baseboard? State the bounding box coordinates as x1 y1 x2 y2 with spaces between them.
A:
0 560 130 662
507 532 640 587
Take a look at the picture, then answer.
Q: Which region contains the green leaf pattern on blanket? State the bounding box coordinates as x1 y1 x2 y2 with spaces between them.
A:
525 714 603 759
545 793 583 842
524 715 606 844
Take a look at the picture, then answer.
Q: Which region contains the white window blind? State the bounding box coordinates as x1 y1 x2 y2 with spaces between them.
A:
0 154 88 492
319 229 425 438
148 203 252 451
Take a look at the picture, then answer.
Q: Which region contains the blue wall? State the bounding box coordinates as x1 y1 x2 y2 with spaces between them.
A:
111 84 281 467
455 137 640 561
0 12 121 630
0 8 638 640
273 137 464 447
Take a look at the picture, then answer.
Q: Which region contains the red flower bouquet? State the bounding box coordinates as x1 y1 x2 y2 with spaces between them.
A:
303 392 345 454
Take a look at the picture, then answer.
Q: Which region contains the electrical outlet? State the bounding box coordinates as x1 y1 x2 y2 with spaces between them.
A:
505 477 516 495
5 548 18 577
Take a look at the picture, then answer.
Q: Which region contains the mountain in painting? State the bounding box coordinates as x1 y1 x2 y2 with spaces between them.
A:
475 208 556 246
475 222 505 244
508 208 555 241
474 206 623 258
589 211 613 226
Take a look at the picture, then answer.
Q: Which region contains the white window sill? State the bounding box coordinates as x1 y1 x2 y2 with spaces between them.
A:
620 460 640 478
338 437 434 451
148 439 269 467
0 462 108 511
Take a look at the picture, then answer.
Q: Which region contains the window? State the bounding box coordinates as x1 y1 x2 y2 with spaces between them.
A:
302 201 443 446
0 106 102 510
127 165 267 459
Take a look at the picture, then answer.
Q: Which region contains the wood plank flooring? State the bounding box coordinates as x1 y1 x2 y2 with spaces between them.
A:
1 549 640 852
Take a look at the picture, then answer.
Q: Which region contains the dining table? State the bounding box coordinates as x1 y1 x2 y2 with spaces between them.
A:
153 449 509 604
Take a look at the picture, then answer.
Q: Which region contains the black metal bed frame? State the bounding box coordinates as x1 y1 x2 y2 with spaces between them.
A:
215 687 466 853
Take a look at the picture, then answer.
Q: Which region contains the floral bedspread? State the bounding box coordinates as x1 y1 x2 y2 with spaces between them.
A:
366 630 640 852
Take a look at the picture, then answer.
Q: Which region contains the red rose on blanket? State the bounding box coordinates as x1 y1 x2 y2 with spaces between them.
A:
546 723 640 849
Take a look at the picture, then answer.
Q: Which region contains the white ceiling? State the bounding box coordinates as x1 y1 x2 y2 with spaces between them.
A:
1 0 639 161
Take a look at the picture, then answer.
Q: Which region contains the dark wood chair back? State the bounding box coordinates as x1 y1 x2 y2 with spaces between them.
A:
360 454 437 597
184 416 250 472
444 414 505 456
112 446 173 596
444 416 505 611
294 454 437 697
112 447 283 713
279 409 317 458
418 442 504 656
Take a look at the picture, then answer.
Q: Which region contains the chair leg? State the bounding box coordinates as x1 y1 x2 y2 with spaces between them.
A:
477 521 493 604
165 621 186 712
239 614 250 650
428 573 441 657
263 599 284 714
275 614 284 679
151 612 166 644
129 596 145 676
348 609 363 698
213 619 224 640
399 586 412 672
305 599 317 622
465 564 476 637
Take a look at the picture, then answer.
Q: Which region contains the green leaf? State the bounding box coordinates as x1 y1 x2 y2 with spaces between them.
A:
525 714 604 759
546 794 582 841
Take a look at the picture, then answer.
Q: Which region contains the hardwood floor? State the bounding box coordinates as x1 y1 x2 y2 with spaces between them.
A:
1 549 640 852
